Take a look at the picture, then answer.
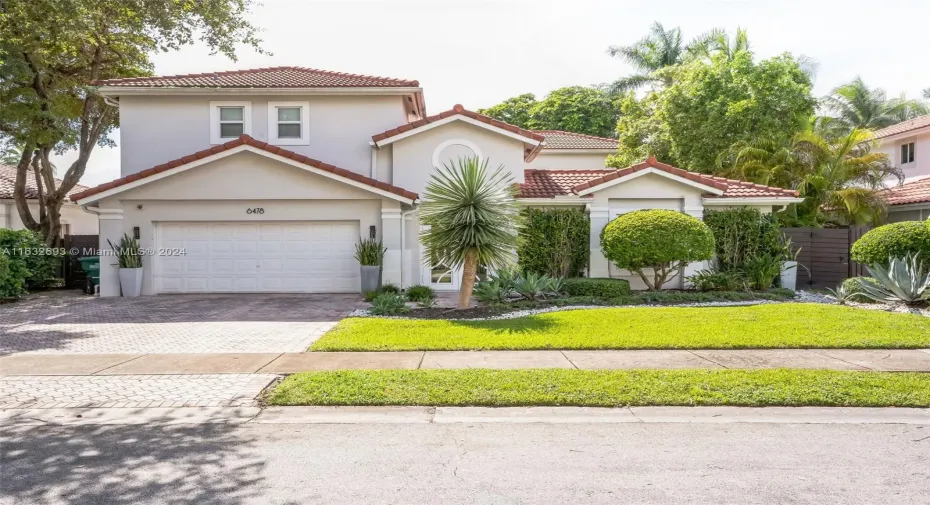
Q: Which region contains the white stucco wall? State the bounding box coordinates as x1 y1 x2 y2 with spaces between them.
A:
1 201 99 235
93 151 401 296
118 94 409 178
389 120 528 196
877 130 930 182
526 151 611 170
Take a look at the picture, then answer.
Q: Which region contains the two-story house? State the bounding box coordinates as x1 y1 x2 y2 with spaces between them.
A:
873 114 930 222
71 66 802 296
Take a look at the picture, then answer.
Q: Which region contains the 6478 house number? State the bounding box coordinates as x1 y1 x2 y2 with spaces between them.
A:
246 207 265 215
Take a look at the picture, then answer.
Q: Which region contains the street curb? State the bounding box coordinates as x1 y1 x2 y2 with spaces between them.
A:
4 406 929 426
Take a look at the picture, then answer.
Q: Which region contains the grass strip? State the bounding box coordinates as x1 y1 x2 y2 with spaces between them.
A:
311 303 930 351
268 369 930 408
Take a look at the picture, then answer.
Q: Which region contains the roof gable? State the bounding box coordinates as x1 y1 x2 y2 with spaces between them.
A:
70 135 418 204
879 176 930 206
573 158 727 196
371 104 545 160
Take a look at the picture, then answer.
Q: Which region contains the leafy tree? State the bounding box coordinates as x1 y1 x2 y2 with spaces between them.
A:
661 52 816 171
718 128 902 226
821 77 929 134
479 87 618 138
477 93 537 130
0 0 265 244
419 157 520 309
0 144 22 165
607 91 671 167
924 88 930 100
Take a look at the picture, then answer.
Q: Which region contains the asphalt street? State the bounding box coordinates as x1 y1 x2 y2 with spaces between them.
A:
1 420 928 504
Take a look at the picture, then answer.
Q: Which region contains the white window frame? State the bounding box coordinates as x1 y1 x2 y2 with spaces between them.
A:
267 101 310 146
210 101 252 145
901 142 916 165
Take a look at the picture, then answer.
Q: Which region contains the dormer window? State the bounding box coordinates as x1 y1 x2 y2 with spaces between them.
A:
209 101 252 144
267 101 310 145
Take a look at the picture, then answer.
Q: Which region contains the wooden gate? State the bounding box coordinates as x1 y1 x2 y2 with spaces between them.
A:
781 227 870 289
62 234 99 289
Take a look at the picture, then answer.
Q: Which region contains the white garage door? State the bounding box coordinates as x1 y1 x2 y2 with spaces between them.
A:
154 222 360 293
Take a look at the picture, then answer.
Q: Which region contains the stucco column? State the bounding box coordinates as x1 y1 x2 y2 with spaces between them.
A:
0 203 9 229
682 206 708 288
381 204 402 287
96 208 124 297
588 205 611 278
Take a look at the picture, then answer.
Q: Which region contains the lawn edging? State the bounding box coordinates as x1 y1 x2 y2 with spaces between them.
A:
267 369 930 408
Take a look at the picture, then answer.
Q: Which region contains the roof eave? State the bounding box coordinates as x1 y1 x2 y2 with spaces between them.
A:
702 196 805 205
96 86 424 97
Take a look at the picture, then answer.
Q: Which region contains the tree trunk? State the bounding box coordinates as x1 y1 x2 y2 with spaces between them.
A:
458 248 479 309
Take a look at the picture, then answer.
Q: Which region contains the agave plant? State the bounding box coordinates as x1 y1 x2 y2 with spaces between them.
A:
825 284 858 305
512 272 563 302
858 254 930 305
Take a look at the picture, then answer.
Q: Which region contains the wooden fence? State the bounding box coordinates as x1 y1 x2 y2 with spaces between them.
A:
781 227 870 289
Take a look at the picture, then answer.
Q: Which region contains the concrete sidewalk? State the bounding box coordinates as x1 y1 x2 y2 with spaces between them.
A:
2 348 930 374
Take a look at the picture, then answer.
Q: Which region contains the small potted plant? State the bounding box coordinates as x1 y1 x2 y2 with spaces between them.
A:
354 237 386 294
779 236 800 291
108 233 143 297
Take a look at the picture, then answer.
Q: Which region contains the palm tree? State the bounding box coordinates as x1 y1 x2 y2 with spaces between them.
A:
1 146 23 165
924 88 930 100
419 157 520 309
690 27 750 61
607 22 715 92
719 127 902 225
822 78 929 133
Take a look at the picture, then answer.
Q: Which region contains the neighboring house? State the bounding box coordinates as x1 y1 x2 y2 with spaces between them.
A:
879 176 930 222
873 114 930 182
71 66 801 296
0 164 98 235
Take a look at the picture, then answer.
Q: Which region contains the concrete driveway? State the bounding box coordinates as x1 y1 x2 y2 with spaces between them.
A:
0 291 365 355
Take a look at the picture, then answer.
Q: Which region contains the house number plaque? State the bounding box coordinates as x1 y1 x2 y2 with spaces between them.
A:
246 208 265 215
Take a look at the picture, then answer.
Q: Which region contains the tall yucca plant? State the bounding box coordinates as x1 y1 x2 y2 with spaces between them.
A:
420 157 519 309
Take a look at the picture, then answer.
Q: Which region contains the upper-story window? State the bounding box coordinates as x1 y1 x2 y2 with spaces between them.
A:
901 142 915 164
267 101 310 145
209 101 252 144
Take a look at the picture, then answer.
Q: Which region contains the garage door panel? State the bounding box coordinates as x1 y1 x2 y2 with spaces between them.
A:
155 221 360 293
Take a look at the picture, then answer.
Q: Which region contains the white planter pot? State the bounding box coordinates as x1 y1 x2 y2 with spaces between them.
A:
780 261 798 291
118 268 143 297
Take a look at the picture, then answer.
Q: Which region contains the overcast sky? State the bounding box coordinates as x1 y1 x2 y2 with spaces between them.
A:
57 0 930 186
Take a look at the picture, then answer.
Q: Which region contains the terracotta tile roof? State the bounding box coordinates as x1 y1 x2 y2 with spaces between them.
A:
372 104 545 160
93 66 419 88
70 135 418 202
534 130 619 150
879 177 930 206
0 164 89 200
518 170 609 198
871 114 930 140
518 158 798 199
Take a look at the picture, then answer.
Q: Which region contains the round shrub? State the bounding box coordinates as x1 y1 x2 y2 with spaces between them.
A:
850 221 930 267
600 210 715 290
841 277 878 303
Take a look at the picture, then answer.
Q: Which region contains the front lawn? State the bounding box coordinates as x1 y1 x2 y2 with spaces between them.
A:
268 369 930 407
310 303 930 351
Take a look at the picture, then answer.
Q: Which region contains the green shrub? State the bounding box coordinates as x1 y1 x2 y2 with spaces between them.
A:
405 284 435 302
742 254 783 291
600 210 714 290
517 208 589 278
512 271 563 301
703 208 783 271
841 277 878 303
369 293 410 315
686 269 747 292
851 221 930 268
0 253 22 299
562 278 631 298
363 291 380 302
380 283 401 294
0 229 63 293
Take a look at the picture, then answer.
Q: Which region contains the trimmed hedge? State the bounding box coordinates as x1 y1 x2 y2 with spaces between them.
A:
0 229 63 298
841 277 878 303
518 208 589 278
850 221 930 268
562 278 631 298
703 208 782 271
